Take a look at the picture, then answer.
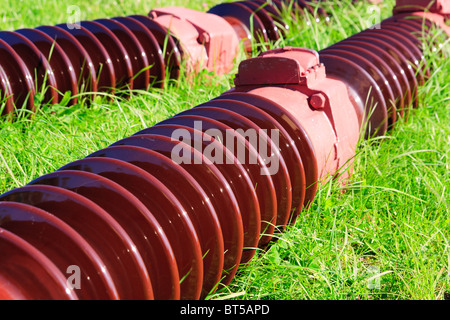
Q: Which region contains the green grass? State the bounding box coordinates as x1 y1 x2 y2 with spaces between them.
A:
0 0 449 300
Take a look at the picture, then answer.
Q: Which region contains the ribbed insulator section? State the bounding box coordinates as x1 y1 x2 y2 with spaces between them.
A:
0 14 181 116
0 0 335 116
207 0 330 50
319 15 443 137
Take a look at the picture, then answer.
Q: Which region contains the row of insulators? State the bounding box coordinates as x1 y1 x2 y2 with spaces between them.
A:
0 14 181 115
207 0 329 47
320 16 435 137
0 0 378 117
0 0 447 299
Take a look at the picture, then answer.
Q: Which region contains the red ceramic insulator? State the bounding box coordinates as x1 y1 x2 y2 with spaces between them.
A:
207 0 332 52
394 0 450 14
0 0 447 301
0 14 182 116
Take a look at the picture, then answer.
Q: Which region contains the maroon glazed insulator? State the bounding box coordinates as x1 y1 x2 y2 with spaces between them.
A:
331 39 409 117
359 28 426 86
384 15 435 40
330 40 405 116
110 133 244 287
0 201 119 300
379 22 429 74
197 97 306 224
383 19 430 45
148 114 272 261
86 145 224 299
112 16 166 88
154 113 277 249
318 52 388 137
250 0 290 33
0 31 58 105
137 125 258 267
321 47 398 128
340 33 419 110
80 20 134 91
0 185 153 300
36 25 98 94
28 170 179 300
178 106 293 231
0 38 35 113
0 226 78 300
127 15 182 80
238 1 280 41
0 66 15 115
57 157 203 300
218 91 318 207
379 21 431 78
94 19 149 91
15 28 79 105
208 2 268 50
382 17 447 77
55 24 116 93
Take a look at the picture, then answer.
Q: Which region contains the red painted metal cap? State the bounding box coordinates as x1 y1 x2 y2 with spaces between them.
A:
234 47 325 86
149 6 240 75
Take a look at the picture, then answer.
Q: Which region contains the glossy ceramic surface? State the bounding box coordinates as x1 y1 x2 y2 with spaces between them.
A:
238 1 279 41
208 2 267 49
94 18 149 90
333 38 411 116
198 98 306 224
87 145 220 298
0 31 58 104
152 114 278 249
15 28 78 104
345 34 419 109
321 48 397 128
55 24 115 92
177 106 292 231
128 14 181 80
113 16 165 88
28 170 178 300
0 227 78 300
0 201 118 299
58 157 203 300
0 184 153 299
141 124 260 265
0 38 35 112
36 25 98 93
217 91 318 207
111 133 245 286
80 20 133 90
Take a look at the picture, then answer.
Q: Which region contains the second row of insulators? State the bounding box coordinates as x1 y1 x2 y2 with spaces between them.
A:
0 6 446 301
0 0 335 117
0 14 182 116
